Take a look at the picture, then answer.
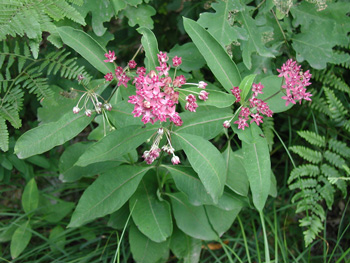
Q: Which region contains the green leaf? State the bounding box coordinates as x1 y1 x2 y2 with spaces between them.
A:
162 165 214 205
129 224 169 263
75 125 158 167
239 74 256 102
242 124 271 211
183 17 241 92
57 26 115 75
124 4 156 29
106 101 142 128
130 171 172 242
170 227 201 262
205 205 241 236
108 203 129 230
168 43 206 72
179 88 235 108
49 225 66 252
170 192 218 240
198 0 247 46
78 0 114 36
68 165 151 227
223 146 249 196
174 108 232 142
41 200 75 223
10 220 32 259
14 111 94 159
269 172 277 198
257 75 293 113
22 178 39 215
0 116 9 152
137 27 159 71
59 142 124 182
236 10 275 69
173 132 226 203
111 0 127 15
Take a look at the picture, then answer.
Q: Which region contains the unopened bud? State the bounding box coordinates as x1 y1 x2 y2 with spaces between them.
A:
73 106 80 114
104 103 112 111
223 120 231 128
171 155 180 165
85 109 92 117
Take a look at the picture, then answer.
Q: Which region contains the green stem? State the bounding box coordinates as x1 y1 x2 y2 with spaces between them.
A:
238 216 252 263
259 210 271 263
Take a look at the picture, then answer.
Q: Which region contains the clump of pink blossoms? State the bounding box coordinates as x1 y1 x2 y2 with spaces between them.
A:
128 52 209 126
277 59 312 106
103 50 132 88
223 83 273 130
142 128 180 165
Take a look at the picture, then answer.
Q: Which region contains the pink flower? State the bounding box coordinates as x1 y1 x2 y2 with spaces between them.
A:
171 155 181 165
252 83 264 97
234 117 249 130
250 113 263 126
115 66 123 77
198 81 207 89
128 60 137 69
223 120 231 128
104 50 116 63
117 73 130 87
173 75 186 87
157 51 168 63
231 86 241 102
198 90 209 101
104 72 113 81
136 67 146 76
172 56 182 67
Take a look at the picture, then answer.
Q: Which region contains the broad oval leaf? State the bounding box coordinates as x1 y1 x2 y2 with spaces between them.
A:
242 124 271 211
57 27 115 75
173 132 226 203
205 205 241 236
223 146 249 196
170 192 218 241
162 165 214 206
258 75 293 113
75 125 158 167
137 27 159 71
129 224 169 263
49 225 66 252
106 101 142 128
22 178 39 215
183 17 241 92
179 88 236 108
10 220 32 259
15 111 94 159
130 172 172 242
68 165 151 227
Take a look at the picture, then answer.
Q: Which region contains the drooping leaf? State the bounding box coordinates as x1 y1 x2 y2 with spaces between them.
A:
129 224 169 263
183 17 241 92
137 27 159 71
167 43 206 72
57 26 115 75
75 125 158 167
10 220 32 259
163 165 214 206
68 165 151 227
173 132 226 203
222 146 249 196
22 178 39 215
170 192 218 241
130 171 172 242
242 123 271 211
14 111 94 159
170 227 201 263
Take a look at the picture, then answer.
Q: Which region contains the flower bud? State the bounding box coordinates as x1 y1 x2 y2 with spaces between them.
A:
171 155 180 165
104 103 112 111
73 106 80 114
85 109 92 117
223 120 231 128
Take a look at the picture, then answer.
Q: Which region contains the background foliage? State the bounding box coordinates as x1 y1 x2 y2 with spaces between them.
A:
1 0 349 262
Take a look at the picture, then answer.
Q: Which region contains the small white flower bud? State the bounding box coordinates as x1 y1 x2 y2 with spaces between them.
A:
73 106 80 114
223 120 231 128
171 155 180 165
85 109 92 117
104 103 112 111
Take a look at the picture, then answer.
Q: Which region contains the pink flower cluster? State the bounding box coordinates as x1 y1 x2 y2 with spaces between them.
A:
277 59 312 106
224 83 273 130
143 128 180 165
128 52 208 126
103 50 132 88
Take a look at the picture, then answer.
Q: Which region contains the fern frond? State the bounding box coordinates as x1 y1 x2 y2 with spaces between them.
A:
288 164 320 184
15 67 53 100
296 201 325 221
43 0 85 25
328 138 350 158
262 117 274 151
312 69 350 94
2 85 24 112
292 189 318 203
324 150 346 169
289 178 318 190
311 97 331 115
321 164 348 197
297 130 326 147
0 103 21 128
289 146 323 164
324 87 348 122
39 50 92 85
0 115 9 152
317 178 335 209
67 0 84 5
300 216 323 247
